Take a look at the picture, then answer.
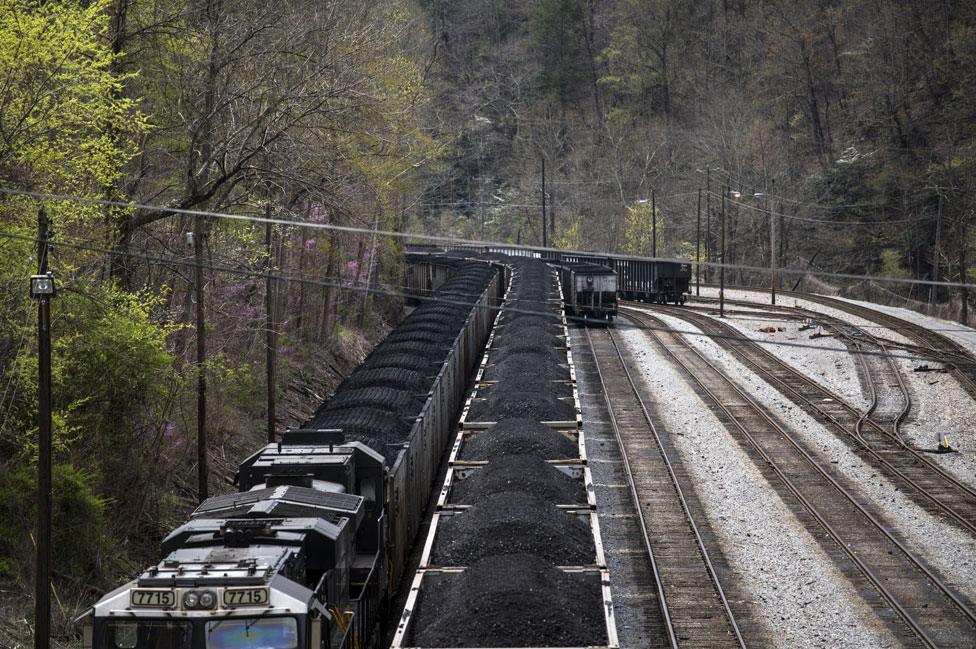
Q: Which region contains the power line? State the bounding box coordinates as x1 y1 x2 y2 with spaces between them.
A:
0 186 973 290
0 229 971 366
705 191 936 225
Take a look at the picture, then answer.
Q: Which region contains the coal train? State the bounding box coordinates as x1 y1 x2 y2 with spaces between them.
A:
80 256 505 649
409 244 691 316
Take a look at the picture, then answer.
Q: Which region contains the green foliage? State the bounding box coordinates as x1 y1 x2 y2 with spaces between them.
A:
0 0 146 205
530 0 590 102
879 249 910 280
0 463 110 580
622 201 663 256
555 213 584 250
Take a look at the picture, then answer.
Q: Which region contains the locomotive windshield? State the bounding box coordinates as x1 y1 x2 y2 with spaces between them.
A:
98 617 299 649
205 617 298 649
103 621 191 649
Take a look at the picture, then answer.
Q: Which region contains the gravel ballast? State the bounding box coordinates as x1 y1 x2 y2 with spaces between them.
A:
460 418 578 460
617 318 900 649
408 554 606 647
690 310 870 410
431 491 595 566
636 309 976 608
695 288 976 489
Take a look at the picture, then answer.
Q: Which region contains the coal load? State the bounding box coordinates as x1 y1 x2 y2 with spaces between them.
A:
408 554 607 647
320 387 423 418
467 382 574 422
484 360 573 398
432 491 594 566
460 418 578 460
451 455 585 505
301 260 495 464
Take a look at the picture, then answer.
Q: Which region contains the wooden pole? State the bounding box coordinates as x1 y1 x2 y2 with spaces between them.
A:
651 189 657 258
930 193 942 308
34 209 52 649
720 187 726 318
264 204 277 444
696 189 701 296
770 195 777 306
194 214 208 503
705 168 711 283
541 157 547 248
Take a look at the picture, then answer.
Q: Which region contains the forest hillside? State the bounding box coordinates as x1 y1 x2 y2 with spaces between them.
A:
415 0 976 319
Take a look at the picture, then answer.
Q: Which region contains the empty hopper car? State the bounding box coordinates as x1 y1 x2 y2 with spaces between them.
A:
558 262 618 322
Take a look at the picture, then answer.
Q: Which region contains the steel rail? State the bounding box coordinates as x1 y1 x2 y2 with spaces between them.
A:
761 289 976 399
584 325 747 649
582 325 679 649
625 307 976 649
830 325 911 447
636 303 976 539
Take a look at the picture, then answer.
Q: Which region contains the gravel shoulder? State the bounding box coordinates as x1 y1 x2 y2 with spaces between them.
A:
830 295 976 358
616 318 900 649
697 287 915 345
695 287 976 491
634 310 976 606
681 307 870 410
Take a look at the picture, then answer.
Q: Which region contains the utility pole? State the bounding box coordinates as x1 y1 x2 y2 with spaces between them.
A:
32 209 54 649
720 187 727 318
696 189 702 296
769 194 777 306
651 189 657 258
264 204 277 444
705 168 711 284
193 215 208 503
549 185 555 245
541 157 547 248
930 193 942 308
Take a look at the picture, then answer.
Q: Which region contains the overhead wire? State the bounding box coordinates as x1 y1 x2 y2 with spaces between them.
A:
704 190 935 225
1 186 973 290
0 229 971 367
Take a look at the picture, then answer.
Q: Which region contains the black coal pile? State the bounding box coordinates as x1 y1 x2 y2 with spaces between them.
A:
299 258 496 465
452 455 585 505
320 387 423 417
489 341 565 365
461 418 577 460
467 384 574 422
432 491 594 566
488 353 573 388
408 554 607 647
336 367 425 395
493 323 560 348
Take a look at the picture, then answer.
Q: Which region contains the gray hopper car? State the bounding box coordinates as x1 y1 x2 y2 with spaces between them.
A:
559 262 618 323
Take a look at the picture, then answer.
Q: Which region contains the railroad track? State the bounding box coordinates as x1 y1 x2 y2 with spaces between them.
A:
622 307 976 649
584 326 747 649
626 303 976 540
697 289 976 400
828 322 911 442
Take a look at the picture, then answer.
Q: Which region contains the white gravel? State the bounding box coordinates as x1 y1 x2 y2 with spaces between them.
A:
831 296 976 358
629 309 976 606
695 287 976 491
616 320 900 649
697 287 915 346
892 353 976 488
689 308 869 410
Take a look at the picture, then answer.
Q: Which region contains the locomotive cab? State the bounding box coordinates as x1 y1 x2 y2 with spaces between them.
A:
81 432 386 649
